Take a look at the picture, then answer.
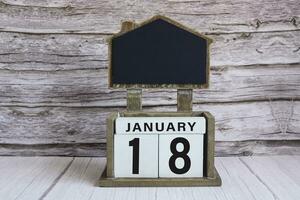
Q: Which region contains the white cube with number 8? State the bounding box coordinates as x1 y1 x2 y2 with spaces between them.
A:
159 134 204 177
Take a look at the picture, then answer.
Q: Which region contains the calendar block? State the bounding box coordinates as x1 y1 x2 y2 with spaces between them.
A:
114 134 158 178
159 134 204 178
100 111 221 187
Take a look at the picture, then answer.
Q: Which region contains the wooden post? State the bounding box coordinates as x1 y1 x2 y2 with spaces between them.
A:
127 89 142 111
177 89 193 112
120 21 142 112
120 21 136 33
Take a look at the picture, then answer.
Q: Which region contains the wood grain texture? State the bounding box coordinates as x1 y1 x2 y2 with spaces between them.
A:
241 156 300 200
216 140 300 156
6 156 294 200
0 157 72 199
0 0 299 34
0 102 299 144
0 101 299 156
44 157 106 200
0 0 299 156
0 143 106 156
0 64 299 106
1 32 299 68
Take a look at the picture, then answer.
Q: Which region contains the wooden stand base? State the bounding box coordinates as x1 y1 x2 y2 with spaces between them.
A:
99 167 222 187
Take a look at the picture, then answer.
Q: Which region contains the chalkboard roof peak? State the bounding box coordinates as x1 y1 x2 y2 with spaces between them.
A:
110 15 212 43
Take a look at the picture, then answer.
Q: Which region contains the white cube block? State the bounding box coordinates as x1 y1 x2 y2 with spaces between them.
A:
159 134 204 178
114 134 159 178
115 117 206 134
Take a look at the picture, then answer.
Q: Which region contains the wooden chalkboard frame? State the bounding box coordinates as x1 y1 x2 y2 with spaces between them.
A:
99 111 221 187
108 15 213 89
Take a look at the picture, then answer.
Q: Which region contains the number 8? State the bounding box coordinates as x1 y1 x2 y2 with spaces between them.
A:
169 137 191 174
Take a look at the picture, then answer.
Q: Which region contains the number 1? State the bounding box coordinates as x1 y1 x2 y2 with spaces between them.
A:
129 138 139 174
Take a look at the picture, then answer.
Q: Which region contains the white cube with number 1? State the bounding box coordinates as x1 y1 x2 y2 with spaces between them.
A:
114 135 158 178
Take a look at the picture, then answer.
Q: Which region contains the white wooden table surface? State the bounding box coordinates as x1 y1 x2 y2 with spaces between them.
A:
0 156 299 200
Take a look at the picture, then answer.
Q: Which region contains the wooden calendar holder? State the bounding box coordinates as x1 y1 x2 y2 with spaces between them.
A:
99 89 221 187
99 16 221 187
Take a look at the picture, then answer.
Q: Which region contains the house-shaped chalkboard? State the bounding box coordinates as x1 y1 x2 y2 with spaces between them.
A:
100 16 221 187
109 15 212 88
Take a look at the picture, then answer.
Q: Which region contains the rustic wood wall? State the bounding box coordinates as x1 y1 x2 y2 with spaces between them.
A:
0 0 299 156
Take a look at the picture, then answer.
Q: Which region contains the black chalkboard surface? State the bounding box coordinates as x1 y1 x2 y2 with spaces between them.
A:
109 16 211 88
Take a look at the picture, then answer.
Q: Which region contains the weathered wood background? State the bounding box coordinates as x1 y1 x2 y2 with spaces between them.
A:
0 0 299 156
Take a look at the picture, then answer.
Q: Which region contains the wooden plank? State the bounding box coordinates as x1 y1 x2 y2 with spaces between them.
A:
0 157 72 199
0 156 298 199
44 157 105 200
0 106 109 144
211 157 275 200
211 31 300 66
0 101 299 144
241 156 300 200
0 0 299 34
0 33 107 71
271 156 300 184
0 143 106 156
0 101 299 156
216 140 300 156
1 32 299 69
43 157 276 200
0 64 299 107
